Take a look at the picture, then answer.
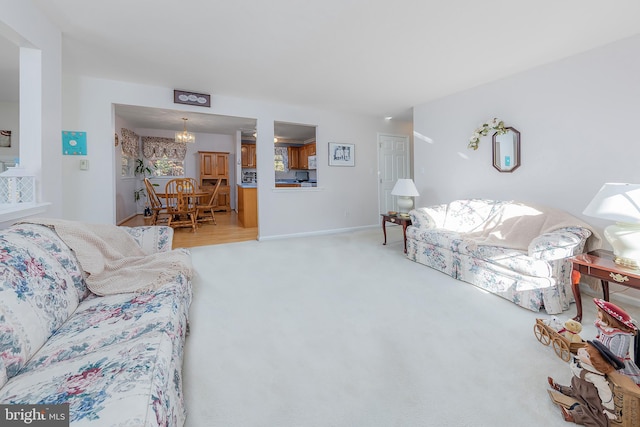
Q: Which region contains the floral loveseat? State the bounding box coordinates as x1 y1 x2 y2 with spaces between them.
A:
0 221 192 426
406 199 600 314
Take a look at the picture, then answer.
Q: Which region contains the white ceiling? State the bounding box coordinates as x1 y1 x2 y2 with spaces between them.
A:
4 1 640 132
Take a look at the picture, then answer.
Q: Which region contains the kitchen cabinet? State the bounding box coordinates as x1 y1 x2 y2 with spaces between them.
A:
237 185 257 227
299 142 315 169
240 145 248 167
307 142 316 155
241 144 256 168
285 142 316 170
287 146 299 169
198 151 230 212
299 145 309 169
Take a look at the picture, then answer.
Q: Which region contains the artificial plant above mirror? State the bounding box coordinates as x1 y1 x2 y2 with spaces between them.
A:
468 118 507 150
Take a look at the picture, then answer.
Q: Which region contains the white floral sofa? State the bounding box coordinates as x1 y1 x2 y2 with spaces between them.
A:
406 199 600 314
0 222 192 426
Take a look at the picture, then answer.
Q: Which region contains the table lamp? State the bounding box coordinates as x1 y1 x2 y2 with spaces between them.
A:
391 179 419 217
583 183 640 269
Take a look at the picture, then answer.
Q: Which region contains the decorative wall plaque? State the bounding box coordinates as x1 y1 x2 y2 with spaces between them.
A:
173 90 211 107
62 131 87 155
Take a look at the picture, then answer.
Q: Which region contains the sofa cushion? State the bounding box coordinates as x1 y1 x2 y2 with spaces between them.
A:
405 226 462 250
0 332 186 427
0 357 6 388
408 200 508 231
441 199 509 232
20 275 191 373
0 224 86 380
457 242 553 277
407 228 555 278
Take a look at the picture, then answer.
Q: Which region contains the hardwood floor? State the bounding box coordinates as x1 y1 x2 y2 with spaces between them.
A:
120 211 258 249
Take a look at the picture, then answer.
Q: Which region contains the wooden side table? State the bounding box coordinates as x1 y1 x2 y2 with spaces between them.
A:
381 213 412 253
569 249 640 321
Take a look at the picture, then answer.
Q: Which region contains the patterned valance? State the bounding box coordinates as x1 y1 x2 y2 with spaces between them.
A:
120 128 139 157
142 137 187 160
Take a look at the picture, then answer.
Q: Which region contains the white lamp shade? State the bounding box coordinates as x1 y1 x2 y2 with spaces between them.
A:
391 179 419 197
391 179 419 215
583 183 640 223
583 183 640 268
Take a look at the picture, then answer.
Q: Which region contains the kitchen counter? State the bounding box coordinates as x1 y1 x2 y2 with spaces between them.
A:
238 183 257 188
275 179 317 188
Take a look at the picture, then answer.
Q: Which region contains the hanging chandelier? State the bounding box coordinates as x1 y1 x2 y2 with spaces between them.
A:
175 118 195 143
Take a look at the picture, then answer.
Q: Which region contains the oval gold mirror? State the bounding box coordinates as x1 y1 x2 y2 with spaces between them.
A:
492 127 521 172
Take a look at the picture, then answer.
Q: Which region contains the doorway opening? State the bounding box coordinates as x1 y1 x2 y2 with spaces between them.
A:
114 104 258 246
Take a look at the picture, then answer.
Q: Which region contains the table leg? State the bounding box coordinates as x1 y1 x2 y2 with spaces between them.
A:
572 272 582 322
602 280 610 301
382 218 387 246
402 223 409 253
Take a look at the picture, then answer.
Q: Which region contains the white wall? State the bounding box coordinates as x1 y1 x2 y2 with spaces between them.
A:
413 34 640 224
412 34 640 302
62 75 409 238
0 0 62 220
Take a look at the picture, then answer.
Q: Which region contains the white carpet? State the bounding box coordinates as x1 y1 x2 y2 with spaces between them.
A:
182 226 640 427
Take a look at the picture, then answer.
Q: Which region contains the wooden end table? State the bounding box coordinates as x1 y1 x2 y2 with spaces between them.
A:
381 213 412 253
569 249 640 322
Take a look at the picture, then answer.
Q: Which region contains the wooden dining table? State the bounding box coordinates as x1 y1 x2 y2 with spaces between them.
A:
156 190 211 203
157 190 213 226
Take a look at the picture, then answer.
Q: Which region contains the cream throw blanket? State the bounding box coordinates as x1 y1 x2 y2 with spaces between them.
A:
21 218 193 296
460 202 602 252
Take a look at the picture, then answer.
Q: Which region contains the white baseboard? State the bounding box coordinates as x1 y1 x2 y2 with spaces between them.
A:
258 224 377 241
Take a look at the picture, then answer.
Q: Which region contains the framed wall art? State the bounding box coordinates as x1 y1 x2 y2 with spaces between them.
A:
328 142 355 166
174 90 211 107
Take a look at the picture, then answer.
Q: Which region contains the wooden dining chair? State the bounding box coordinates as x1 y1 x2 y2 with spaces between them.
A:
196 179 222 225
180 177 199 194
164 178 197 232
144 178 168 225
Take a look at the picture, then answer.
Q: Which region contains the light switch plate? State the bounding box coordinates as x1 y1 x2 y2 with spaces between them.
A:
80 159 89 170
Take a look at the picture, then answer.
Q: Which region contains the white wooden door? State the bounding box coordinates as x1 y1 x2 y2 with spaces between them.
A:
378 133 410 214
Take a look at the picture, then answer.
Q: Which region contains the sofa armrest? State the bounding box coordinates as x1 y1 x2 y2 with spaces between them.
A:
120 225 174 254
528 227 592 261
409 206 445 229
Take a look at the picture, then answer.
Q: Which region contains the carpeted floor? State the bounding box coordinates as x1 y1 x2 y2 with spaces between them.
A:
182 226 640 427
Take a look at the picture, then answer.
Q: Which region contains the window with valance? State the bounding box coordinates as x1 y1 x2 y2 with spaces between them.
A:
121 128 139 157
274 146 289 172
142 137 187 160
141 137 186 176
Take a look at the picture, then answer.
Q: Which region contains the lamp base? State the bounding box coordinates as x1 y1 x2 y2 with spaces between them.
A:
396 196 414 215
605 222 640 270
